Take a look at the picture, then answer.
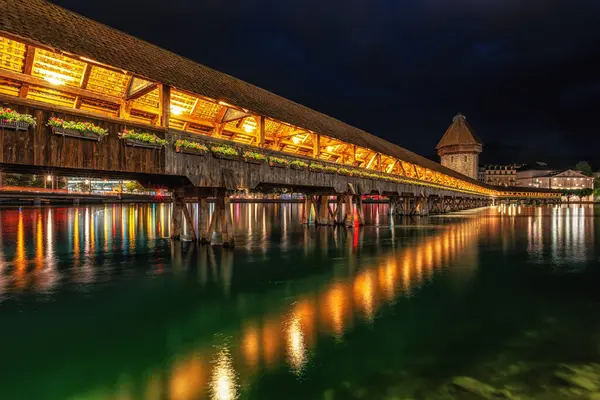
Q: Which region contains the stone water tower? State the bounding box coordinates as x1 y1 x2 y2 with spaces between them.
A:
436 114 483 180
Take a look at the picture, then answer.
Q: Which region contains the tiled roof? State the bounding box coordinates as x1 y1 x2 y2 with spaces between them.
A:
1 0 480 184
436 114 483 149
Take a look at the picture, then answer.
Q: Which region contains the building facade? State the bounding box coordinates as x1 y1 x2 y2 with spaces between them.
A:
483 164 521 187
436 114 483 180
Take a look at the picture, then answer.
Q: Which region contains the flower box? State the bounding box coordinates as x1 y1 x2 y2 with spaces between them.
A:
338 168 353 176
0 121 31 131
269 157 289 168
52 127 103 141
174 139 208 156
119 129 166 149
0 108 36 131
309 163 325 173
323 166 338 174
175 146 207 156
211 145 239 160
290 161 308 171
243 151 267 164
125 139 163 149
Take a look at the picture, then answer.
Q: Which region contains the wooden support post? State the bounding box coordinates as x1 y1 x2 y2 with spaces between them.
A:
356 195 365 225
317 195 332 225
159 84 171 128
257 115 265 147
345 194 354 227
198 197 210 244
302 195 314 224
181 199 197 241
334 195 344 224
313 134 320 159
223 195 234 247
170 193 183 240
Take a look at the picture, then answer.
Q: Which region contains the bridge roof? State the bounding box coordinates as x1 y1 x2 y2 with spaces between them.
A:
436 114 483 150
0 0 489 185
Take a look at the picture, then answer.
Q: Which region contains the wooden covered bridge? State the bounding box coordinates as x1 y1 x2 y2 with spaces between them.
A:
0 0 559 245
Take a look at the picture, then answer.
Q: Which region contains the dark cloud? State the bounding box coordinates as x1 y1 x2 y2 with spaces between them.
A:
50 0 600 167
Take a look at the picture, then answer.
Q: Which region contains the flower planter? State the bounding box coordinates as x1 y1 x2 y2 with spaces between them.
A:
269 161 288 168
0 121 31 131
175 146 207 156
52 127 103 141
244 157 266 165
125 139 163 149
212 151 239 161
290 164 308 171
309 167 324 173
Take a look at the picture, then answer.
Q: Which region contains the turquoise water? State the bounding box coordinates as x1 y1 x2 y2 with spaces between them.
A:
0 203 599 399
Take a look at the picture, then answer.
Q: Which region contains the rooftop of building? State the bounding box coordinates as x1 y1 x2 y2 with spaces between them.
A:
436 114 483 150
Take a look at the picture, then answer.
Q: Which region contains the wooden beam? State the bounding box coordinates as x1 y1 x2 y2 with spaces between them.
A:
313 133 320 158
257 115 265 147
75 64 93 109
159 84 170 128
125 82 158 101
18 45 36 98
365 153 378 170
0 68 120 105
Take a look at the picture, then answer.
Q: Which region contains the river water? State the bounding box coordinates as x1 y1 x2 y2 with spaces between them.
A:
0 203 599 400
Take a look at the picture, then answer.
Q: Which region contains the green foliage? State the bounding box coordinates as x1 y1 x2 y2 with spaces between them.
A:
0 107 36 127
47 117 108 135
243 150 267 161
561 188 593 200
119 129 167 146
309 162 325 172
174 139 208 152
337 167 352 175
575 161 593 177
125 181 145 192
268 156 289 166
211 144 239 157
595 177 600 199
323 165 338 173
290 160 308 169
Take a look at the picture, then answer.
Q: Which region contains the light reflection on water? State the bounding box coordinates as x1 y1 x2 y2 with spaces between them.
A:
0 203 597 400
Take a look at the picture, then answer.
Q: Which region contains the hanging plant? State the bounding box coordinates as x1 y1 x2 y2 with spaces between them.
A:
211 144 239 160
268 156 289 168
174 139 208 155
243 150 267 164
119 129 167 149
47 117 107 141
290 160 308 170
0 107 36 131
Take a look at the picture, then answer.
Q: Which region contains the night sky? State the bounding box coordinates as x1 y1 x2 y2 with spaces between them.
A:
50 0 600 168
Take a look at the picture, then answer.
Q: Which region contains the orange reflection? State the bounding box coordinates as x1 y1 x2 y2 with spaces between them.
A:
170 355 205 400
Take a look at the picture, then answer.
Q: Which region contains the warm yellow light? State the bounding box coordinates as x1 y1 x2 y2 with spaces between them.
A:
242 118 257 133
292 136 301 144
45 76 64 85
46 175 52 181
170 105 184 116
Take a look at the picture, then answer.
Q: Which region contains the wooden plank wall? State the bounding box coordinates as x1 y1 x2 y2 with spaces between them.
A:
0 102 165 175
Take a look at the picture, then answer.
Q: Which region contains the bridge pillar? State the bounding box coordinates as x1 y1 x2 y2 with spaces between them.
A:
356 195 365 225
333 195 344 225
170 195 183 240
33 197 41 207
208 193 234 247
198 197 210 244
316 195 333 225
302 195 315 224
344 194 354 227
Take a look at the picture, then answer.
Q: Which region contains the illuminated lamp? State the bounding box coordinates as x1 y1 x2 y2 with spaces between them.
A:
170 105 184 116
291 136 302 144
242 117 257 133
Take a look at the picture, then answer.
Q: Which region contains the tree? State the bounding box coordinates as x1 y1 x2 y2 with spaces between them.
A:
595 177 600 199
575 161 593 177
576 188 593 201
124 180 145 192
